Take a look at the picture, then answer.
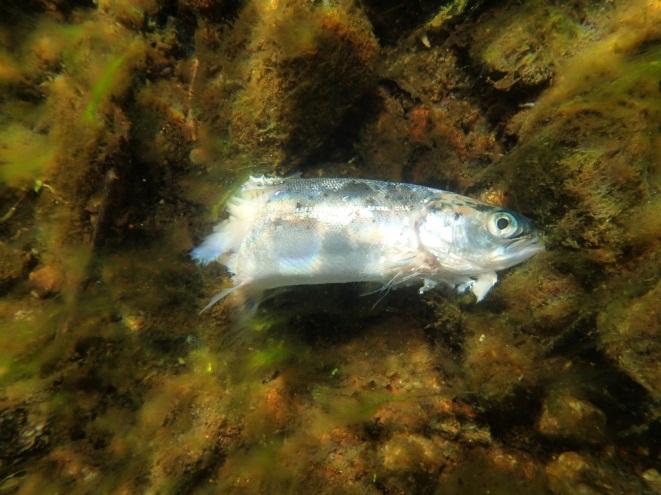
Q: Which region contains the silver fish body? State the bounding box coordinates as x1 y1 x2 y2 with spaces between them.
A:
192 176 544 307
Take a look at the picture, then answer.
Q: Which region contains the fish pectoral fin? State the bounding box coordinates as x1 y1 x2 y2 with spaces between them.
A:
471 272 497 302
455 272 497 302
200 279 252 314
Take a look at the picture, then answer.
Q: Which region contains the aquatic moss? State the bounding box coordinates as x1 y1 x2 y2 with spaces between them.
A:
97 0 159 28
469 0 604 90
597 279 661 400
493 254 583 336
0 124 55 187
226 0 379 172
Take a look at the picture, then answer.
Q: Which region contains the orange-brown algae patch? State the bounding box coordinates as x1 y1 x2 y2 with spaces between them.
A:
244 374 297 436
379 433 458 474
463 318 543 402
45 445 101 485
477 187 508 207
28 264 64 298
408 106 432 144
494 255 583 333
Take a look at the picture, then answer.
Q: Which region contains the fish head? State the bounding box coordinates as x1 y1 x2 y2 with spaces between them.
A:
418 197 544 273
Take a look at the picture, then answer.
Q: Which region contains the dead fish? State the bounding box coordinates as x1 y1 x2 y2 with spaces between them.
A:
192 176 544 311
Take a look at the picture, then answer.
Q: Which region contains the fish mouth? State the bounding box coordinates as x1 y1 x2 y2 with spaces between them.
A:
505 234 545 260
483 234 545 271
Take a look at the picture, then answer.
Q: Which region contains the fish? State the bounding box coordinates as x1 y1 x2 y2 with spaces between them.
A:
192 176 544 311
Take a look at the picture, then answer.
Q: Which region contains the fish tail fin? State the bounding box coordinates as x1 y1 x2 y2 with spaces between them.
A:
191 229 230 265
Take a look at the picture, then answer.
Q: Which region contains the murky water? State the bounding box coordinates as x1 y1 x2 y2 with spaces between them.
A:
0 1 659 493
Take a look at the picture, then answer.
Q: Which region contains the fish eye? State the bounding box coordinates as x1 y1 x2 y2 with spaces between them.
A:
488 212 519 238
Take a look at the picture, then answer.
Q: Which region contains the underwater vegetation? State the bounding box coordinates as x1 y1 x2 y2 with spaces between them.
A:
0 0 659 493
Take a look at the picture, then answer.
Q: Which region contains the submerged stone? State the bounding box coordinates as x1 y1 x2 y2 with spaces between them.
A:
537 391 607 445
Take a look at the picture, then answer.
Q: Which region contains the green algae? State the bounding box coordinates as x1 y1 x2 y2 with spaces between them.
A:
83 53 127 123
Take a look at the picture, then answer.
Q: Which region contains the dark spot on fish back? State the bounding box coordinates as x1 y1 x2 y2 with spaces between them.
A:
340 181 373 196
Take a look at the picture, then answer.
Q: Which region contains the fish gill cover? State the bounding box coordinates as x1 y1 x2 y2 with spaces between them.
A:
0 0 659 493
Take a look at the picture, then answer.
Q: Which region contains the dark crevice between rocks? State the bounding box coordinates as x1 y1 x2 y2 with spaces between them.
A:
299 89 383 170
0 0 95 26
543 318 655 453
448 43 551 151
469 383 546 452
175 444 227 495
300 77 423 173
575 353 653 434
256 284 385 347
361 0 491 46
153 0 242 57
0 406 51 480
379 77 420 109
360 0 444 45
154 0 197 57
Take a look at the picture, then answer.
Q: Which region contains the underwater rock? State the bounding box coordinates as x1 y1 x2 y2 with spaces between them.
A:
379 432 458 475
358 41 500 188
438 446 548 494
597 281 661 400
537 390 606 445
462 318 543 403
493 255 583 335
227 0 378 172
642 469 661 493
467 0 615 91
546 451 653 495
